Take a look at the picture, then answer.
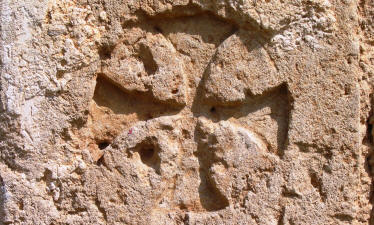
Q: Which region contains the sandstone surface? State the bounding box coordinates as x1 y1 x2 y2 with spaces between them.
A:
0 0 374 224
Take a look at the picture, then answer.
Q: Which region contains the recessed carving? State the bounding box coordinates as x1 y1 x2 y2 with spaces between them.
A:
87 8 291 216
97 141 110 150
131 138 161 175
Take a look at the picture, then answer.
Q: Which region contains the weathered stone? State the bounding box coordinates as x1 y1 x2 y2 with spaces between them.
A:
0 0 373 224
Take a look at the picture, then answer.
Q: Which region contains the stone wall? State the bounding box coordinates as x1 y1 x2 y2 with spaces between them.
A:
0 0 373 224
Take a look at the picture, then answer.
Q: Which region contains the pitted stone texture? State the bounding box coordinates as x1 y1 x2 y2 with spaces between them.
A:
0 0 371 225
203 30 279 105
103 30 187 106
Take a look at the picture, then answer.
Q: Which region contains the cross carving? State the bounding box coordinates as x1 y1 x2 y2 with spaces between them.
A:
88 10 290 218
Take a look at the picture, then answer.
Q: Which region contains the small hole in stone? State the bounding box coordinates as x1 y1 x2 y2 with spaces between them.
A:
172 89 178 94
60 59 68 66
18 200 24 210
133 140 161 174
140 148 154 162
182 129 190 139
344 84 351 95
210 107 216 113
98 141 110 150
178 203 188 210
97 155 105 166
56 70 65 79
98 44 114 60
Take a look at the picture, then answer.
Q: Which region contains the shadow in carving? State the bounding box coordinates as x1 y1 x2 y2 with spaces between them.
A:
90 5 292 214
93 75 180 119
123 5 239 43
216 84 291 156
0 175 5 223
191 85 291 211
364 101 374 225
128 137 161 175
193 126 230 211
192 63 291 156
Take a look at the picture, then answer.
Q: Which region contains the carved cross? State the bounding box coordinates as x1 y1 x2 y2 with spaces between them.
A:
89 11 290 218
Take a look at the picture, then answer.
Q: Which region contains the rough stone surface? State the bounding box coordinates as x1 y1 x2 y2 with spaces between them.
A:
0 0 373 224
